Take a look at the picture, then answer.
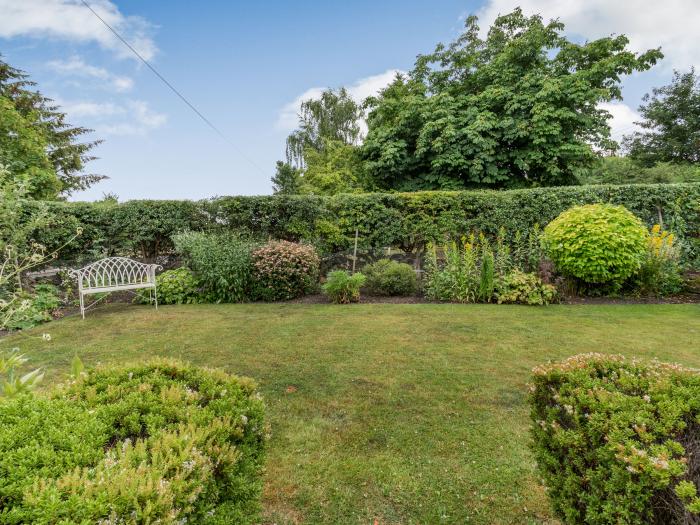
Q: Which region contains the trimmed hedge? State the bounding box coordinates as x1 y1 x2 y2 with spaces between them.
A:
531 353 700 524
28 183 700 263
0 359 266 524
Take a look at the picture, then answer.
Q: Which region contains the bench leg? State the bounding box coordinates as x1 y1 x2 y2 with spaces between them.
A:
80 292 85 319
154 286 158 310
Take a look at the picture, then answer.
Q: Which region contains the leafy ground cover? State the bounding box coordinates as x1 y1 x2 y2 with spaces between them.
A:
2 303 699 524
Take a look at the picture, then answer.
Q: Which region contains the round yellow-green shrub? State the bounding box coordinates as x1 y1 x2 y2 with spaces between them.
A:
542 204 647 285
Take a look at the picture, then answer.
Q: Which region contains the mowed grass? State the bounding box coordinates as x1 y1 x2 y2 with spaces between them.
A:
3 303 700 524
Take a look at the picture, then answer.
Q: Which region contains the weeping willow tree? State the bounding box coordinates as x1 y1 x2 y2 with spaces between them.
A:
285 87 364 169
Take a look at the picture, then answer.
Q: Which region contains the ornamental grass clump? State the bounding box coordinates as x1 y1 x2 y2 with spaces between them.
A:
0 359 267 524
541 204 648 288
251 240 320 301
530 353 700 524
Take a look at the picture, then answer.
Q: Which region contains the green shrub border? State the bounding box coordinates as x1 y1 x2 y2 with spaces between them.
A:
28 183 700 263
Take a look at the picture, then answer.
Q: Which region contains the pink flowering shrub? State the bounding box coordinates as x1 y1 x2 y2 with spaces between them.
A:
251 240 320 301
531 353 700 524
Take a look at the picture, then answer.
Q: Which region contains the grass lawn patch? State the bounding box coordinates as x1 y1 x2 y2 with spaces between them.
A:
3 303 699 524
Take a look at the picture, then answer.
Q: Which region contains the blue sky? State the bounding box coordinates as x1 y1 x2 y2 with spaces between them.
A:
1 0 698 201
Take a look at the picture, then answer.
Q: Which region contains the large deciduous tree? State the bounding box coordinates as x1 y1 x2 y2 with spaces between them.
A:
361 9 662 191
624 69 700 166
0 57 104 198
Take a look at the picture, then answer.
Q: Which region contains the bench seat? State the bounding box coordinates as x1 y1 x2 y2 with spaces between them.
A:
71 257 162 318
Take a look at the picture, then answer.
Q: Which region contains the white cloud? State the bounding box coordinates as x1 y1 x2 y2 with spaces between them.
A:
276 69 403 133
0 0 157 60
47 55 134 92
599 101 641 143
59 98 166 136
477 0 700 72
59 100 124 118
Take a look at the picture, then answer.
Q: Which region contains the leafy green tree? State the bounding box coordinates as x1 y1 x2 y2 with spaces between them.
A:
300 139 365 194
0 57 104 196
275 87 366 194
624 69 700 166
285 87 363 169
361 9 662 191
579 156 700 185
271 161 302 194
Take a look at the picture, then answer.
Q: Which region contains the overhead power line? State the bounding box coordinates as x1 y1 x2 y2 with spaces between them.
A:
80 0 266 176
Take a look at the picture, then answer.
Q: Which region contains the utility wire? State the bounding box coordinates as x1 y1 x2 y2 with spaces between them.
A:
80 0 266 176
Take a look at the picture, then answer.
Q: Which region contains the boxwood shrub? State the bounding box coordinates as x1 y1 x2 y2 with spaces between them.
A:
531 353 700 524
0 359 266 524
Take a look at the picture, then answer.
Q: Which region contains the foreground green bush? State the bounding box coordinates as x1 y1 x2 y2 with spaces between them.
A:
362 259 417 296
531 354 700 524
174 232 257 303
323 270 365 303
0 359 266 524
251 240 320 301
542 204 648 287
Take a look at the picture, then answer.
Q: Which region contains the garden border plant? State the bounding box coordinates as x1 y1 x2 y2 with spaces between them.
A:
531 353 700 524
542 203 649 290
0 358 267 523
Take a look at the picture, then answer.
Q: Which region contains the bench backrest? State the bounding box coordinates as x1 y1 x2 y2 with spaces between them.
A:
71 257 161 291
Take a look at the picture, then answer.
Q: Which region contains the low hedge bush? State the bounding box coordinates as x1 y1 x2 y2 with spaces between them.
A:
0 359 266 524
531 353 700 524
136 267 203 305
362 259 417 296
322 270 365 303
174 232 257 303
542 204 648 287
251 240 320 301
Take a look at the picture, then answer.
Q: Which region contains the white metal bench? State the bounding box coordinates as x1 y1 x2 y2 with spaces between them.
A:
70 257 162 319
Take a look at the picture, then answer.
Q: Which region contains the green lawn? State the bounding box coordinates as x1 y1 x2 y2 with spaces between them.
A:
3 303 700 524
